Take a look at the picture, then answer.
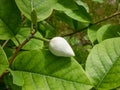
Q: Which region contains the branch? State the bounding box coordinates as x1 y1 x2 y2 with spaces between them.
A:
63 11 120 37
94 11 120 25
8 33 35 65
9 34 51 65
9 9 38 65
0 10 38 80
62 26 89 37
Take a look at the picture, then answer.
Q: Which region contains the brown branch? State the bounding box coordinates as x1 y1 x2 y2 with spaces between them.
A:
94 11 120 25
9 9 37 65
0 10 38 80
8 33 35 65
0 32 35 79
63 11 120 37
62 26 89 37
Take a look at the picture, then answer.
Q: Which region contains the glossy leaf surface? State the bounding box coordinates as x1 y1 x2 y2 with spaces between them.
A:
0 0 21 40
86 38 120 89
10 49 92 90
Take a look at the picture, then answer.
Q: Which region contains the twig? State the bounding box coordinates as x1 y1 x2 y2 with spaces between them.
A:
9 33 35 65
62 26 89 37
2 40 9 48
32 36 50 42
0 9 38 80
0 33 35 79
94 11 120 25
9 35 50 65
9 9 37 65
63 11 120 37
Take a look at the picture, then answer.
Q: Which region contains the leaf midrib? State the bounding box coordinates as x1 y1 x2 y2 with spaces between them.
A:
96 44 120 88
14 70 91 86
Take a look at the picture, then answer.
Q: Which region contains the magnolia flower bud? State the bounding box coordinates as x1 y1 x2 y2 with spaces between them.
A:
49 37 75 57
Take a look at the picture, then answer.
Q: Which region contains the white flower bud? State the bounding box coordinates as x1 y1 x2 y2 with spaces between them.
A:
49 37 75 57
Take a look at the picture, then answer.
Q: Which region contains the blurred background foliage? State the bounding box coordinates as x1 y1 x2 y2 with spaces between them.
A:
86 0 120 24
40 0 120 66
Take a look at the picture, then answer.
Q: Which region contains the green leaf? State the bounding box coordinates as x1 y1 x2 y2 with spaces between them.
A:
88 25 100 44
0 46 8 76
54 0 91 23
4 47 14 58
9 69 24 86
0 20 13 40
12 28 44 50
97 24 120 42
86 37 120 89
10 49 92 90
74 0 89 12
15 0 91 23
54 0 77 11
0 0 21 40
15 0 57 22
65 6 91 23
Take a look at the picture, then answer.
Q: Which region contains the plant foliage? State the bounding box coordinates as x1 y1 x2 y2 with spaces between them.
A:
0 0 120 90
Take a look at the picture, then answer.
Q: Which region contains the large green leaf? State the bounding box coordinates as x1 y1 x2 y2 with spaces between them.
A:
0 46 8 76
15 0 57 22
12 28 44 50
54 0 91 23
97 24 120 42
0 0 21 40
86 37 120 89
10 49 92 90
15 0 91 23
